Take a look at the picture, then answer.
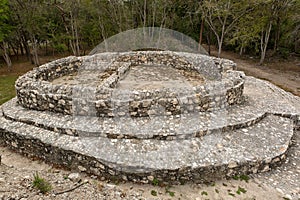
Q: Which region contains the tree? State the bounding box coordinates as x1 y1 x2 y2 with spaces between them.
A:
199 0 258 57
257 0 295 64
0 0 12 67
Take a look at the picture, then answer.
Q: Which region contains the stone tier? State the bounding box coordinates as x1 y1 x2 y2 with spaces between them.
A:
15 51 244 117
1 98 266 139
0 109 295 184
1 76 299 184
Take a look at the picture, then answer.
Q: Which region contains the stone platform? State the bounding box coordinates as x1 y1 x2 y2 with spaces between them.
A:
0 51 299 184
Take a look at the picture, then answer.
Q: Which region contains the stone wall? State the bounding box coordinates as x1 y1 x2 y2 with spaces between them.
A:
0 128 289 185
15 51 244 117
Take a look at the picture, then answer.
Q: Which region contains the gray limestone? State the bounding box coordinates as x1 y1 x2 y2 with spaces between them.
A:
0 51 299 184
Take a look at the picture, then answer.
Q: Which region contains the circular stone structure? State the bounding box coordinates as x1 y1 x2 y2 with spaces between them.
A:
15 51 244 118
0 50 299 184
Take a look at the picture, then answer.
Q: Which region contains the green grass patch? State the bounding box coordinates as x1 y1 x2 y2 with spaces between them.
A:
165 186 175 197
32 172 52 194
236 186 247 195
152 177 159 186
233 174 250 183
0 75 18 105
151 190 157 196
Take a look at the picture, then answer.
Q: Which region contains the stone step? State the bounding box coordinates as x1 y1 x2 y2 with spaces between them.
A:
2 98 267 140
4 76 299 140
0 112 295 183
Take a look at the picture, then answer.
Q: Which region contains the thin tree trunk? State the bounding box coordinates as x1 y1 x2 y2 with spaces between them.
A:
20 42 24 56
70 12 77 56
1 42 12 68
217 23 226 58
206 30 211 55
21 34 31 61
143 0 147 27
273 17 280 53
31 35 40 66
198 18 204 51
74 18 80 56
10 43 18 59
260 22 272 65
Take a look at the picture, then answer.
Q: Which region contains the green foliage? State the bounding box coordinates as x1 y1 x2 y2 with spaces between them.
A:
233 174 250 183
165 186 175 197
236 186 247 195
168 191 175 197
201 191 208 196
152 177 159 186
0 0 12 42
53 43 68 53
32 172 52 194
0 0 298 64
151 190 157 196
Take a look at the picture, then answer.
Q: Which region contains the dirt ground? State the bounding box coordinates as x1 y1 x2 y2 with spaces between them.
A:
0 146 287 200
0 50 299 199
212 50 300 97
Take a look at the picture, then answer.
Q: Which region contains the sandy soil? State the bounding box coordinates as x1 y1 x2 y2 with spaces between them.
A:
215 51 300 97
0 146 284 200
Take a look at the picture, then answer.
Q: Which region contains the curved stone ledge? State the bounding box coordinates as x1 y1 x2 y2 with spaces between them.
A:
1 97 267 139
1 71 299 184
3 76 300 141
15 51 244 117
0 111 295 184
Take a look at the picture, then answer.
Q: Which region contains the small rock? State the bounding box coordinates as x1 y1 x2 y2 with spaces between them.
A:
216 143 223 149
228 161 238 169
261 165 270 172
106 183 116 189
284 194 292 200
122 175 128 181
147 176 154 181
68 173 80 182
78 166 87 172
276 188 284 194
264 157 272 164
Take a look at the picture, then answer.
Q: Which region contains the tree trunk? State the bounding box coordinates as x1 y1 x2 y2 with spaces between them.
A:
259 22 272 65
198 18 204 51
217 34 223 58
206 29 211 55
239 46 244 56
20 42 24 56
1 42 12 68
30 35 40 66
273 17 281 53
217 23 226 58
21 35 31 61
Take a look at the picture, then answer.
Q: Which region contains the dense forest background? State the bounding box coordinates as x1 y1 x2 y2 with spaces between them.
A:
0 0 299 68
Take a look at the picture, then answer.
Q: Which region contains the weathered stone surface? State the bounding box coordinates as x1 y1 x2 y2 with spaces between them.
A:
15 51 244 117
1 51 299 184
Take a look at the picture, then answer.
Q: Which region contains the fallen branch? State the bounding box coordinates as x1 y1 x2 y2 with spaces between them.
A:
54 181 88 195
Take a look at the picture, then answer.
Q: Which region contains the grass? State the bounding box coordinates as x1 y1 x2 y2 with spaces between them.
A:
232 174 250 183
165 186 175 197
151 190 157 196
32 172 52 194
0 75 18 105
236 186 247 195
